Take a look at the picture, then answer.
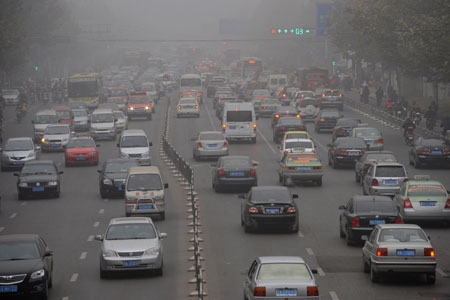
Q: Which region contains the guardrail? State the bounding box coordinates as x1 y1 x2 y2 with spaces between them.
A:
159 98 206 299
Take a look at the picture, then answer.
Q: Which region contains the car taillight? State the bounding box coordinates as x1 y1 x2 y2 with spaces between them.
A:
254 287 265 296
195 105 199 109
282 94 286 98
197 142 202 148
307 286 319 297
424 248 435 257
217 168 224 176
375 138 383 144
371 178 379 186
339 93 342 97
263 106 267 109
278 126 285 131
250 168 256 176
222 124 226 132
178 105 182 109
395 217 403 224
296 114 300 118
404 198 413 208
285 166 296 170
445 198 450 209
223 141 228 147
249 207 259 214
319 118 325 122
312 166 322 170
377 248 388 256
335 150 347 155
444 149 450 154
403 178 408 182
351 217 360 227
287 206 296 213
417 149 430 154
322 93 326 97
275 114 280 118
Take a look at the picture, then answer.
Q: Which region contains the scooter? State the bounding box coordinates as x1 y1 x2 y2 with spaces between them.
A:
405 125 415 146
412 111 422 126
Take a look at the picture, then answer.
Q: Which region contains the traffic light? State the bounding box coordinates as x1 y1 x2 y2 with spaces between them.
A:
271 27 312 36
106 44 110 49
332 61 336 66
34 66 38 72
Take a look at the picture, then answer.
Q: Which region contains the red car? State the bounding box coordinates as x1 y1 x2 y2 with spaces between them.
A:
65 137 99 167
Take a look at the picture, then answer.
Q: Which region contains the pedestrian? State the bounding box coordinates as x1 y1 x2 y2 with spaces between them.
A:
361 83 370 103
375 86 384 106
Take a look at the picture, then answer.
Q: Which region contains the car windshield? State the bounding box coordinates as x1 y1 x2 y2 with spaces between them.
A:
0 242 40 261
35 114 58 124
285 141 313 149
110 89 127 97
355 201 395 213
105 223 156 240
105 161 138 173
355 128 380 137
127 174 162 191
21 164 57 175
299 99 316 107
407 184 447 197
92 113 113 123
421 139 445 147
4 139 33 151
257 263 311 280
320 111 340 117
287 154 318 163
378 228 427 243
251 189 292 203
336 138 367 148
67 139 95 148
129 97 148 104
44 126 69 135
72 110 88 117
222 158 250 168
365 153 397 162
121 136 148 148
375 166 405 177
56 111 71 120
285 133 308 139
199 133 224 140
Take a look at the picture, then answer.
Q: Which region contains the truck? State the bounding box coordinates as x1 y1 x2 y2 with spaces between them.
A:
296 68 329 91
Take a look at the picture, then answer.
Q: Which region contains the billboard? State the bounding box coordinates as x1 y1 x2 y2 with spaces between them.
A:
316 3 332 36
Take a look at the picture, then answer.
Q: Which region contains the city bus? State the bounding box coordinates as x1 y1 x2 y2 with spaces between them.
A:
241 57 263 79
67 73 103 108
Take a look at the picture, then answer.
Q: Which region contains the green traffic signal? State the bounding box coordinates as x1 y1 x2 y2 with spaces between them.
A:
35 66 38 71
332 61 336 66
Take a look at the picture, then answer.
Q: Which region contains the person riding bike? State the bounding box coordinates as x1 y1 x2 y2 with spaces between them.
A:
361 83 370 103
425 103 438 130
402 117 416 138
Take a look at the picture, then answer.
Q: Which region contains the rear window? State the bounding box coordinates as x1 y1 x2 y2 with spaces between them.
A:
251 189 292 203
375 166 405 177
285 133 308 139
199 133 224 140
221 158 250 168
285 141 313 149
257 263 311 280
287 154 318 163
336 138 367 148
407 184 447 197
378 228 427 243
365 153 397 162
355 201 395 213
421 139 445 147
226 111 252 122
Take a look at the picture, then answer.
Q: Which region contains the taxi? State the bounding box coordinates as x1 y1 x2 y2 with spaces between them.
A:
393 175 450 223
282 131 311 145
278 150 324 186
350 125 384 151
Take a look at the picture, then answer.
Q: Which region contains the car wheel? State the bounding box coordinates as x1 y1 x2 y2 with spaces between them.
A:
48 271 53 288
355 172 360 183
160 212 165 221
125 212 131 217
291 221 299 233
316 178 322 186
345 228 353 246
244 222 252 233
339 222 345 238
54 191 60 198
18 192 26 200
100 268 109 279
39 279 49 300
370 263 380 282
214 183 221 193
426 272 436 284
414 157 422 169
363 258 370 273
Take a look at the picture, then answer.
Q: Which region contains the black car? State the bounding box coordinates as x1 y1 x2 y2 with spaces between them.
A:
240 186 299 233
319 89 344 111
272 117 307 144
271 107 300 127
14 160 63 200
315 109 342 132
328 137 368 169
98 158 139 198
338 195 402 245
215 97 238 119
409 137 450 168
211 156 257 193
0 234 53 299
332 118 362 141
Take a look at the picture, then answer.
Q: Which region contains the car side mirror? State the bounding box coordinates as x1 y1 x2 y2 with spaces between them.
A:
96 144 101 147
44 250 54 257
292 194 299 199
31 120 34 124
238 194 246 199
97 170 102 173
94 235 103 241
58 171 64 175
164 183 169 189
361 235 368 241
311 269 318 274
149 142 153 147
35 146 41 151
338 205 346 210
13 173 19 177
160 232 168 239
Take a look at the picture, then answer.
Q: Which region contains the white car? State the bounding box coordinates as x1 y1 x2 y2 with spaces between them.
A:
1 89 20 105
113 110 128 132
41 124 71 152
281 138 315 159
177 98 199 118
296 97 319 122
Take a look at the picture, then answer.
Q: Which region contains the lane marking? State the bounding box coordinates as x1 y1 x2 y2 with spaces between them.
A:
62 297 69 300
203 100 219 130
306 248 314 256
99 209 104 214
10 213 17 219
87 235 94 242
69 273 78 282
93 221 99 227
80 252 87 260
312 138 329 153
0 227 4 233
317 267 326 276
297 230 304 238
437 268 448 277
20 201 27 206
256 127 277 154
329 291 339 300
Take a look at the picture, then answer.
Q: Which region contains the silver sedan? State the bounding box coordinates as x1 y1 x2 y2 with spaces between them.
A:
192 131 228 160
362 224 436 284
243 256 319 299
96 217 167 278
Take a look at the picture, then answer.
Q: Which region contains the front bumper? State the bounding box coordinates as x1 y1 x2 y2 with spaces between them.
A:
1 157 35 169
281 171 324 181
100 254 163 272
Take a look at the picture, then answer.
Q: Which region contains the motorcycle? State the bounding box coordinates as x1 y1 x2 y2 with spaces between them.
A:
405 124 415 145
412 111 422 126
394 105 407 119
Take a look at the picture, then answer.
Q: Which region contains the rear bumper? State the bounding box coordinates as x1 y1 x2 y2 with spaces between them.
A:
334 156 361 165
402 209 450 221
368 186 400 196
371 261 436 273
281 171 324 181
248 214 297 227
416 156 450 164
217 177 257 187
197 149 228 157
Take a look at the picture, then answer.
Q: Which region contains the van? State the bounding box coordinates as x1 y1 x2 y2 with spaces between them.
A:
32 110 59 142
180 74 202 93
118 129 152 165
222 102 257 143
268 74 288 93
90 108 116 140
125 166 168 219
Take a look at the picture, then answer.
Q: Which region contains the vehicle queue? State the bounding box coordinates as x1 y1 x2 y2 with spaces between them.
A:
0 55 450 299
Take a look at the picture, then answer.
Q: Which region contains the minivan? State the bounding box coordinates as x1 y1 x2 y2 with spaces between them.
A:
118 129 152 165
90 108 116 140
222 103 257 144
32 110 59 142
125 166 168 219
268 74 288 93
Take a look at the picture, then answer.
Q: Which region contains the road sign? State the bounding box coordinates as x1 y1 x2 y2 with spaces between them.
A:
317 3 332 36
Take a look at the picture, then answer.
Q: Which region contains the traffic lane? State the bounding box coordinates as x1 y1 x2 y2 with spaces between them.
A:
169 100 323 300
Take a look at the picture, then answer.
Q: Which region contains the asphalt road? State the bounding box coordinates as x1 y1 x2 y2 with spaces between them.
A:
168 92 450 300
0 99 191 300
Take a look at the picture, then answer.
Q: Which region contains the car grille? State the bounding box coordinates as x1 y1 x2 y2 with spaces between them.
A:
114 179 126 185
49 139 61 143
118 251 144 257
0 274 27 284
10 157 25 161
134 107 145 112
128 154 142 158
28 182 50 187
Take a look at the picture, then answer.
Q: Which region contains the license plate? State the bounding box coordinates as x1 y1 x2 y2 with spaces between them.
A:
265 208 280 213
420 201 436 206
52 144 61 147
297 167 310 170
32 187 45 192
276 289 297 296
384 180 398 185
397 249 415 256
365 140 374 144
207 144 217 148
76 155 86 160
431 151 442 155
230 171 244 176
123 261 140 266
118 186 123 191
348 151 359 156
138 204 153 210
13 161 23 165
0 286 18 293
369 219 385 225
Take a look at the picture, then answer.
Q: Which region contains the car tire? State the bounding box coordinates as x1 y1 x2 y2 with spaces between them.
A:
414 157 422 169
291 221 299 233
48 271 53 288
100 268 109 279
316 178 322 186
213 182 221 193
370 263 380 282
355 172 360 183
363 259 370 273
160 212 165 221
339 222 345 238
39 279 49 300
18 192 26 200
426 272 436 284
345 228 353 246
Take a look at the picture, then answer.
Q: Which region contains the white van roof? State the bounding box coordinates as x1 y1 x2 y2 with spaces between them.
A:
121 129 147 137
223 102 254 111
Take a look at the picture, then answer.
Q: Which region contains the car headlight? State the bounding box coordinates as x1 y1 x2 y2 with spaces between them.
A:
145 106 150 110
30 269 45 280
128 107 134 111
103 249 118 258
127 196 138 202
48 181 58 186
62 138 68 142
88 151 96 155
18 182 28 187
41 138 47 143
141 151 150 158
103 178 113 185
144 247 159 256
27 152 35 158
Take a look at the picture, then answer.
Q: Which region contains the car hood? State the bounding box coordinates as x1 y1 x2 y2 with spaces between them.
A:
104 238 159 252
20 174 57 183
3 150 34 158
0 258 43 276
103 172 128 180
120 147 149 155
90 123 114 130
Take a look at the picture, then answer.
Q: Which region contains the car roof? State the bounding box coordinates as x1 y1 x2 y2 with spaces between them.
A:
128 166 160 175
109 217 152 225
199 131 223 135
251 186 289 192
121 129 146 136
353 195 393 202
0 234 40 243
376 224 421 229
36 109 57 115
258 256 306 264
